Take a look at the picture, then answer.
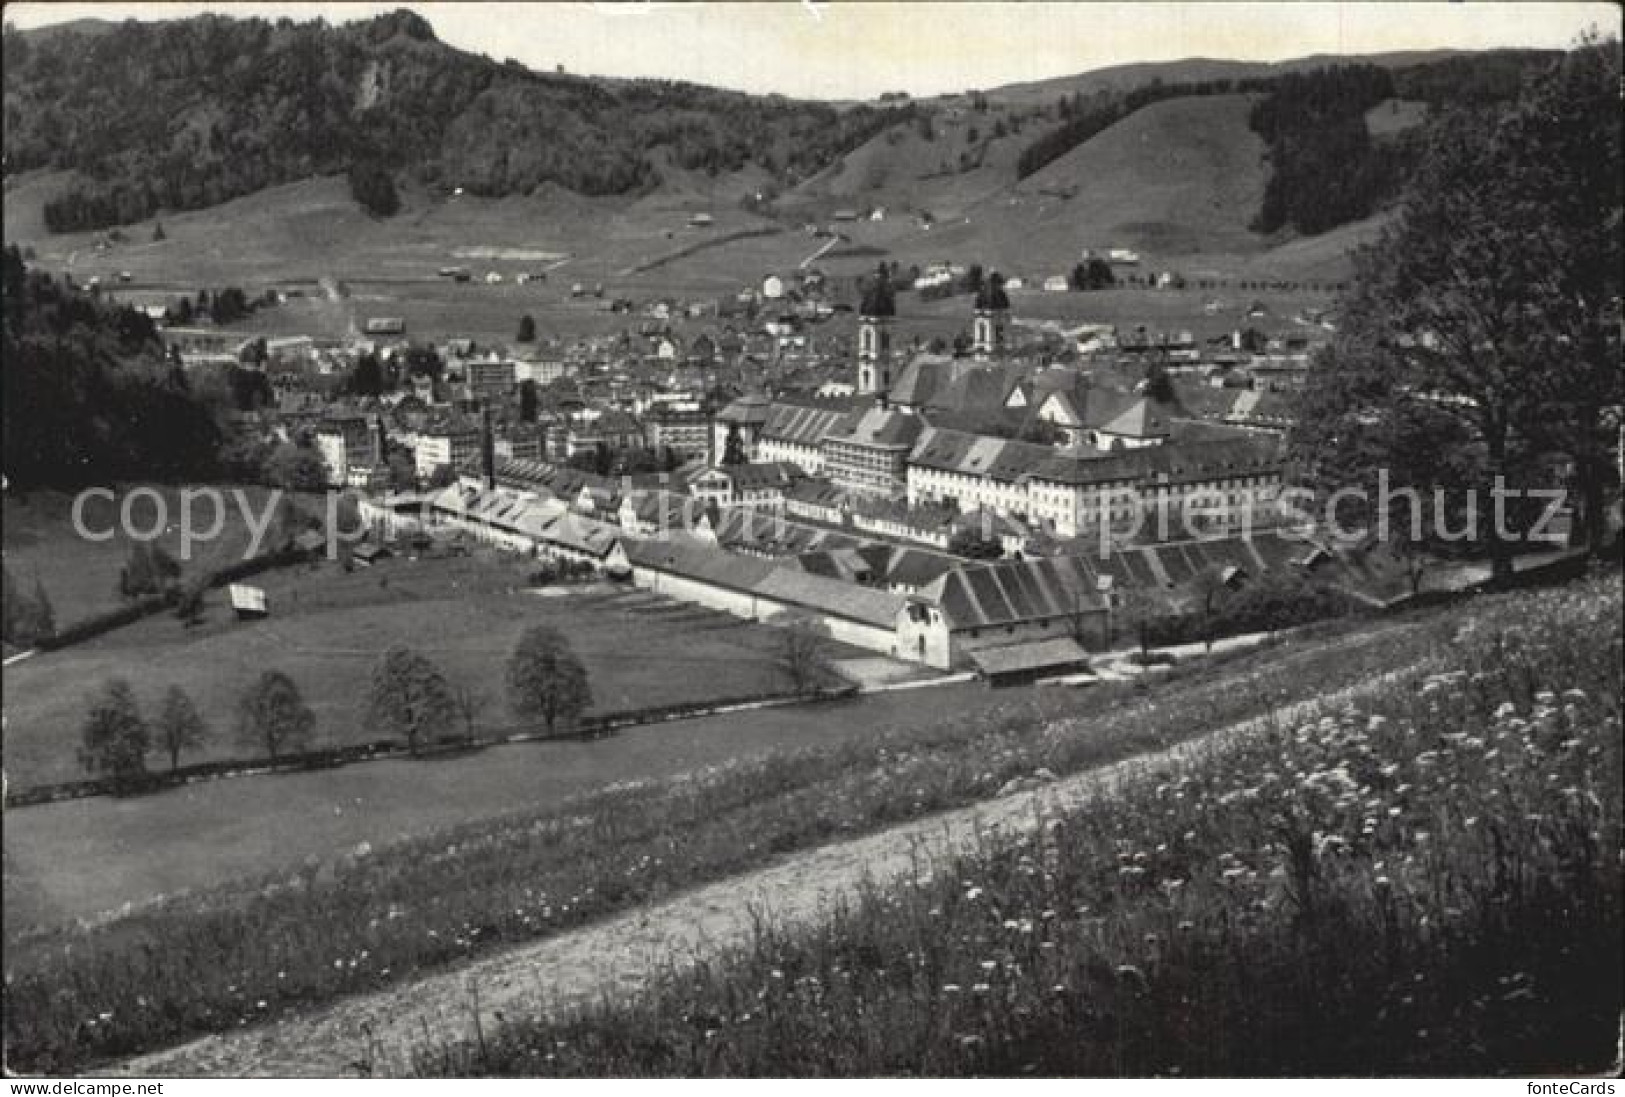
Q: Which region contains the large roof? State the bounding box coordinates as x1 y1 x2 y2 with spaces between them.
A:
915 531 1345 631
715 393 774 425
1029 436 1281 487
625 536 777 590
760 400 858 447
753 568 907 629
909 427 1057 482
826 405 924 449
969 636 1090 678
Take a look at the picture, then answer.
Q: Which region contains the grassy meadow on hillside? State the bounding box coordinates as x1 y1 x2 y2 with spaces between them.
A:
3 87 1370 344
2 589 1554 1073
2 486 292 631
418 579 1622 1077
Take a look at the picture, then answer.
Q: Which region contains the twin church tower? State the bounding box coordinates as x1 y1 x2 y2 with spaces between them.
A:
855 271 1009 396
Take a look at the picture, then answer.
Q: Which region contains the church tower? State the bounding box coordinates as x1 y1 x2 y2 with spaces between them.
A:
857 313 894 395
856 266 896 396
972 271 1010 359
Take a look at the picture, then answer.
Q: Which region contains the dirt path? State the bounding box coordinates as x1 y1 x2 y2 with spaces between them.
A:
115 672 1410 1078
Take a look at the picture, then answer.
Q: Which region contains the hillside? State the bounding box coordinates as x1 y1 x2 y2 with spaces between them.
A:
0 9 904 234
970 50 1470 108
866 94 1270 275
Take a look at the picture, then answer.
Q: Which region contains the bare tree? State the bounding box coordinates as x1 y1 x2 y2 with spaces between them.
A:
453 683 488 739
778 619 832 696
154 685 208 772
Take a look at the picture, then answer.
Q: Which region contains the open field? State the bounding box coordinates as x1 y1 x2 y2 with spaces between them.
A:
5 605 1457 1071
417 579 1621 1078
1 486 295 631
1 680 992 934
1 552 880 789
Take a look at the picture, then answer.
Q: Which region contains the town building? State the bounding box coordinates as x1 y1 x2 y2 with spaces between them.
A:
314 414 382 488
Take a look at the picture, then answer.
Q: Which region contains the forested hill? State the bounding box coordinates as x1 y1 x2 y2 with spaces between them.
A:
1 9 907 232
1 7 1565 241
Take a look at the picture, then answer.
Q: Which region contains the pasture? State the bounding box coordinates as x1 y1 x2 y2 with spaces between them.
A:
1 485 297 631
1 551 879 789
2 678 997 933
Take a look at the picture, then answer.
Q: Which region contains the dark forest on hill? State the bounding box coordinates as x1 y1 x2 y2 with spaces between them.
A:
2 9 905 233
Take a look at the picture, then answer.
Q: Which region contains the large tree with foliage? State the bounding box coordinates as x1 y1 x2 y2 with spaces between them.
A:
154 685 208 772
367 646 458 753
506 625 592 734
721 423 748 466
78 679 150 788
237 669 316 761
1290 41 1622 579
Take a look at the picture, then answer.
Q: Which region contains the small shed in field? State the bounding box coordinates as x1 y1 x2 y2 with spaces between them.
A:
228 583 269 620
969 636 1091 687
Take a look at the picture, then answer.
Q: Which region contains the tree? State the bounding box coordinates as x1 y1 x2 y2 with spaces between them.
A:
263 442 330 491
506 625 592 734
402 343 444 382
154 685 208 772
453 683 487 739
348 352 385 397
518 379 539 423
174 574 208 626
722 422 748 466
1190 569 1232 654
3 569 55 644
1506 40 1622 553
1112 584 1165 657
859 262 896 316
118 542 182 600
777 619 832 696
348 160 400 217
1291 42 1622 580
386 446 418 490
78 679 150 789
237 670 316 761
1143 362 1176 404
516 314 536 343
367 646 458 754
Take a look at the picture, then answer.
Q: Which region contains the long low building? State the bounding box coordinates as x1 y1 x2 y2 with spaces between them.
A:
624 525 1365 671
363 485 631 574
626 536 907 656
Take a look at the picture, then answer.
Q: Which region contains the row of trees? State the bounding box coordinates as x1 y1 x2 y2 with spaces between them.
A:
73 614 846 792
76 625 597 791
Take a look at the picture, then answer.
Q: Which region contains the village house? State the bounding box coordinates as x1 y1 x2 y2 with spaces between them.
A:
314 414 383 488
643 403 712 462
687 461 803 509
413 419 481 480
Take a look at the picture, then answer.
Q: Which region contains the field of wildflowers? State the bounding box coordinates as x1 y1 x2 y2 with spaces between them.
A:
413 578 1622 1076
5 579 1617 1074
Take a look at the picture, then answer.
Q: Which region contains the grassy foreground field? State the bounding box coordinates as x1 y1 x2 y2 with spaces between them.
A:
415 579 1622 1077
2 680 991 932
2 598 1501 1072
2 553 837 788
